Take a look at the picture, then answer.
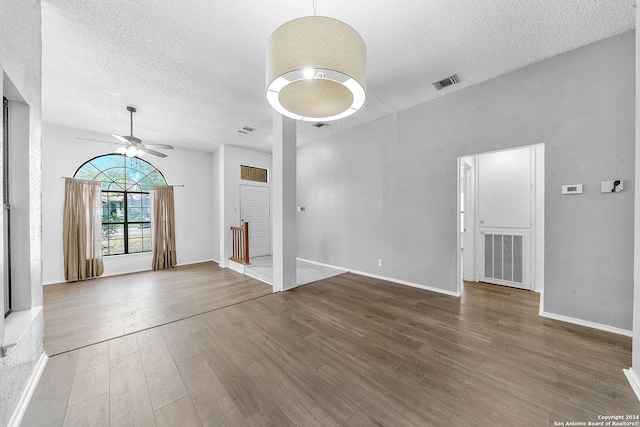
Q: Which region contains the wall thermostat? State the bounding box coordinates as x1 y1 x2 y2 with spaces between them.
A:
601 180 623 193
562 184 583 195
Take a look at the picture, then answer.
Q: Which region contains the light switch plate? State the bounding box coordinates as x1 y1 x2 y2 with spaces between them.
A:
601 180 623 193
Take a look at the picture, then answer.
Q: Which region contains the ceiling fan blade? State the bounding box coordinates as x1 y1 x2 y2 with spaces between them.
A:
110 133 130 144
144 144 174 150
141 147 167 158
75 137 123 145
126 135 142 144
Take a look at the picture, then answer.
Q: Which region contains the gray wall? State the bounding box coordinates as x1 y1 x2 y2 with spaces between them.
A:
297 31 634 330
0 0 44 424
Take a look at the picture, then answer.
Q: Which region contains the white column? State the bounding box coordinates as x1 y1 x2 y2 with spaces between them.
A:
272 112 297 292
217 146 228 268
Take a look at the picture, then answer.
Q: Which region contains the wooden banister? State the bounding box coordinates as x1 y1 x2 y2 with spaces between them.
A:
230 222 250 265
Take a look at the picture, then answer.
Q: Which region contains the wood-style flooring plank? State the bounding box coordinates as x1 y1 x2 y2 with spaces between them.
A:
109 351 155 427
67 341 110 407
246 401 297 427
160 319 201 364
109 333 139 360
136 328 188 410
63 391 109 427
153 395 202 427
190 327 270 418
176 354 241 426
244 357 342 427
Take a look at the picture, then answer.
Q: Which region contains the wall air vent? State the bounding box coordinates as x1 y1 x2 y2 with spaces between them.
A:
432 74 460 90
312 122 329 128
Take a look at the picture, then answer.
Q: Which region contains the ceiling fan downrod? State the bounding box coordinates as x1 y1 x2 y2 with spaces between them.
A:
127 106 136 137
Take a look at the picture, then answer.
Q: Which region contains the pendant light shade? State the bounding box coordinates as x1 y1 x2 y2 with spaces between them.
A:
266 16 366 121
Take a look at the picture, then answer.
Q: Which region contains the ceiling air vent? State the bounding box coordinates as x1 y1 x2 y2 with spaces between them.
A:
237 125 255 134
312 122 329 128
432 74 460 90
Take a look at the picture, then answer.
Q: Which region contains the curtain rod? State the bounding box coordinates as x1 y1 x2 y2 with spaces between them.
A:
60 177 184 187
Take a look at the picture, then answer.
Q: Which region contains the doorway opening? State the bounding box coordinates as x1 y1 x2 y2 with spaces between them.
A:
458 144 544 293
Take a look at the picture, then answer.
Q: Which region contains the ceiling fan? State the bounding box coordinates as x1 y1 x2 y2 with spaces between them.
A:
76 106 173 158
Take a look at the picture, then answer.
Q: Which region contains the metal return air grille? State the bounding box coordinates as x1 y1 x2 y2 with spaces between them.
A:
432 74 460 90
484 233 523 283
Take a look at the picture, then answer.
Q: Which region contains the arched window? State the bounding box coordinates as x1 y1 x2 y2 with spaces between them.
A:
74 154 168 256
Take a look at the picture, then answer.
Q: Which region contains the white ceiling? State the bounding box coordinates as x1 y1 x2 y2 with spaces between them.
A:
41 0 635 153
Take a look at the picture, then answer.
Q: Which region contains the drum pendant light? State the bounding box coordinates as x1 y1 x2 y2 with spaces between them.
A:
266 16 366 121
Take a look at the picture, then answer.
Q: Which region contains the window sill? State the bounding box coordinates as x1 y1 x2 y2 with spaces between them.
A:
103 251 152 259
2 306 42 357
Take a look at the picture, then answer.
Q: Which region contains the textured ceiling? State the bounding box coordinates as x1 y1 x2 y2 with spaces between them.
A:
41 0 635 153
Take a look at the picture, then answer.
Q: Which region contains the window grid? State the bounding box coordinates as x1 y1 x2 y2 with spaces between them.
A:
74 154 166 256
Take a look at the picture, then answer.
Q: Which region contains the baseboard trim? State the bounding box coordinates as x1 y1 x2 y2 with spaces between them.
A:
43 259 218 285
8 352 48 427
624 368 640 402
296 258 349 272
227 259 246 274
539 310 632 337
296 258 461 297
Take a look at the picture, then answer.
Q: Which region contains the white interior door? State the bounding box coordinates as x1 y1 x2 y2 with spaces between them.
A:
240 185 270 258
477 147 533 290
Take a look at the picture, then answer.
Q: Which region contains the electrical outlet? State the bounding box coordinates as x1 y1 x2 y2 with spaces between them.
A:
377 259 383 267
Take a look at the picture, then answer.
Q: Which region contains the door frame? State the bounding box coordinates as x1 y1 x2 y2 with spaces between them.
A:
457 144 544 294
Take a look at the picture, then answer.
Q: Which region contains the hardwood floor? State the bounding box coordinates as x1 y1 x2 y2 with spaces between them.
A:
43 262 273 355
26 272 640 426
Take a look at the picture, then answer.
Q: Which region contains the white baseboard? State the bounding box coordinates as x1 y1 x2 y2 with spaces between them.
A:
539 310 632 337
8 352 48 427
624 368 640 402
43 259 218 285
227 260 245 274
296 257 349 272
296 258 461 297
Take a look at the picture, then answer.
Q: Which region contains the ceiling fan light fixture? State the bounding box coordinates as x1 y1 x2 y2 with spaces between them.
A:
114 146 128 155
125 146 138 157
266 16 366 122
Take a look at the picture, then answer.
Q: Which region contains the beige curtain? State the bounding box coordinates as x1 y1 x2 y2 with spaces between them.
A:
63 178 104 281
150 186 176 270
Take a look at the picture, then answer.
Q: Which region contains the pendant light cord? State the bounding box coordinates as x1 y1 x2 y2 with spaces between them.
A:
313 0 317 16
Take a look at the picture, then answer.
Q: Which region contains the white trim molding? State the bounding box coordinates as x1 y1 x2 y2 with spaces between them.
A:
227 259 246 274
296 257 349 273
540 310 632 337
624 369 640 402
2 307 43 356
297 258 461 298
8 352 48 427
